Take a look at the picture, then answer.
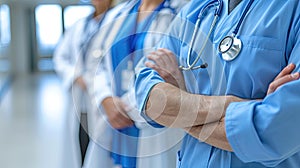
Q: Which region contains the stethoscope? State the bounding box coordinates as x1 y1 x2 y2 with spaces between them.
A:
81 12 107 62
179 0 254 71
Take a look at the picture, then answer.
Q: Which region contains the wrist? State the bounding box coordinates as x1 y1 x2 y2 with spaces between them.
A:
193 94 224 125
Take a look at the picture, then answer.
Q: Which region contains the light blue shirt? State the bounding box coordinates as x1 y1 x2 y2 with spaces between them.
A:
135 0 300 167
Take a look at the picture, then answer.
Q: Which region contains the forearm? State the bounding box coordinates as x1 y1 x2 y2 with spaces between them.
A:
184 117 232 151
147 82 232 151
145 82 237 128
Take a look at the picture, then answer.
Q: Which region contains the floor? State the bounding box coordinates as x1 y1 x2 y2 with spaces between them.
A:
0 73 79 168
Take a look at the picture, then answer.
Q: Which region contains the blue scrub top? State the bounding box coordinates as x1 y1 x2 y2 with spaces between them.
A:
110 0 167 167
135 0 300 167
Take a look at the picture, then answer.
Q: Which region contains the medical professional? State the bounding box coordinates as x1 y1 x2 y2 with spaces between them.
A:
91 0 187 167
53 0 115 167
135 0 300 167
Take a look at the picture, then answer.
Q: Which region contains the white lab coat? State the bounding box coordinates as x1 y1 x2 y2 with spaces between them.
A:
88 0 188 167
53 8 122 168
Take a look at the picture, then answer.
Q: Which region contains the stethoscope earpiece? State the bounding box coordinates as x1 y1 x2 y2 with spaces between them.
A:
200 63 208 68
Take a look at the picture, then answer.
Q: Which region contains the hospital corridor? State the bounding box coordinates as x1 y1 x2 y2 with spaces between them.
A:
0 73 78 168
0 0 183 167
0 0 118 167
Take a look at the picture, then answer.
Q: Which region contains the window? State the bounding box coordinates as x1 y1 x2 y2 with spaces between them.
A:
0 4 11 46
34 4 93 71
64 5 94 30
35 4 63 56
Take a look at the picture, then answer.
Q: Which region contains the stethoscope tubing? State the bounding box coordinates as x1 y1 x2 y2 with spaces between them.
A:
180 0 222 70
232 0 254 35
180 0 254 71
180 15 219 70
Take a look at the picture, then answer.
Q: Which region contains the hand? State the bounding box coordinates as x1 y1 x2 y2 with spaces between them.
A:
267 63 300 95
145 48 186 90
101 97 134 129
74 76 87 91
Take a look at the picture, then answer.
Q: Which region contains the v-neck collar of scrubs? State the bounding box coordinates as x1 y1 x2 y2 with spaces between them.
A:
228 0 243 14
213 0 259 43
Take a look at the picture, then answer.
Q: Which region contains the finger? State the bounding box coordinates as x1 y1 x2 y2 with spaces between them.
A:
152 49 172 65
116 116 134 128
160 48 178 66
157 48 174 56
112 120 129 129
107 110 127 129
112 115 132 129
145 61 162 73
157 49 173 65
122 118 134 126
110 120 122 129
275 63 295 80
158 48 178 65
111 98 123 113
109 116 123 129
114 97 127 108
155 50 170 65
146 61 173 81
147 53 166 67
146 58 173 74
268 72 300 95
118 99 130 111
119 118 134 127
114 99 133 118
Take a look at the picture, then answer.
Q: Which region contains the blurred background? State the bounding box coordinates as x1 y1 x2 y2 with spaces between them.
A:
0 0 122 167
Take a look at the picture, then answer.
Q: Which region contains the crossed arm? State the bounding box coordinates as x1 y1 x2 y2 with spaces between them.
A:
144 48 300 151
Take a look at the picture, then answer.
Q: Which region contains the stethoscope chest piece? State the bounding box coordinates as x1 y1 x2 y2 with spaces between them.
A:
92 49 104 59
219 35 242 61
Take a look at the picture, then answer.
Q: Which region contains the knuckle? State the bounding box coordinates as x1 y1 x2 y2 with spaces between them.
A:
170 69 176 75
153 53 160 58
148 55 155 60
160 72 168 78
288 74 294 80
166 50 173 56
269 83 276 91
146 63 154 68
151 64 158 70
